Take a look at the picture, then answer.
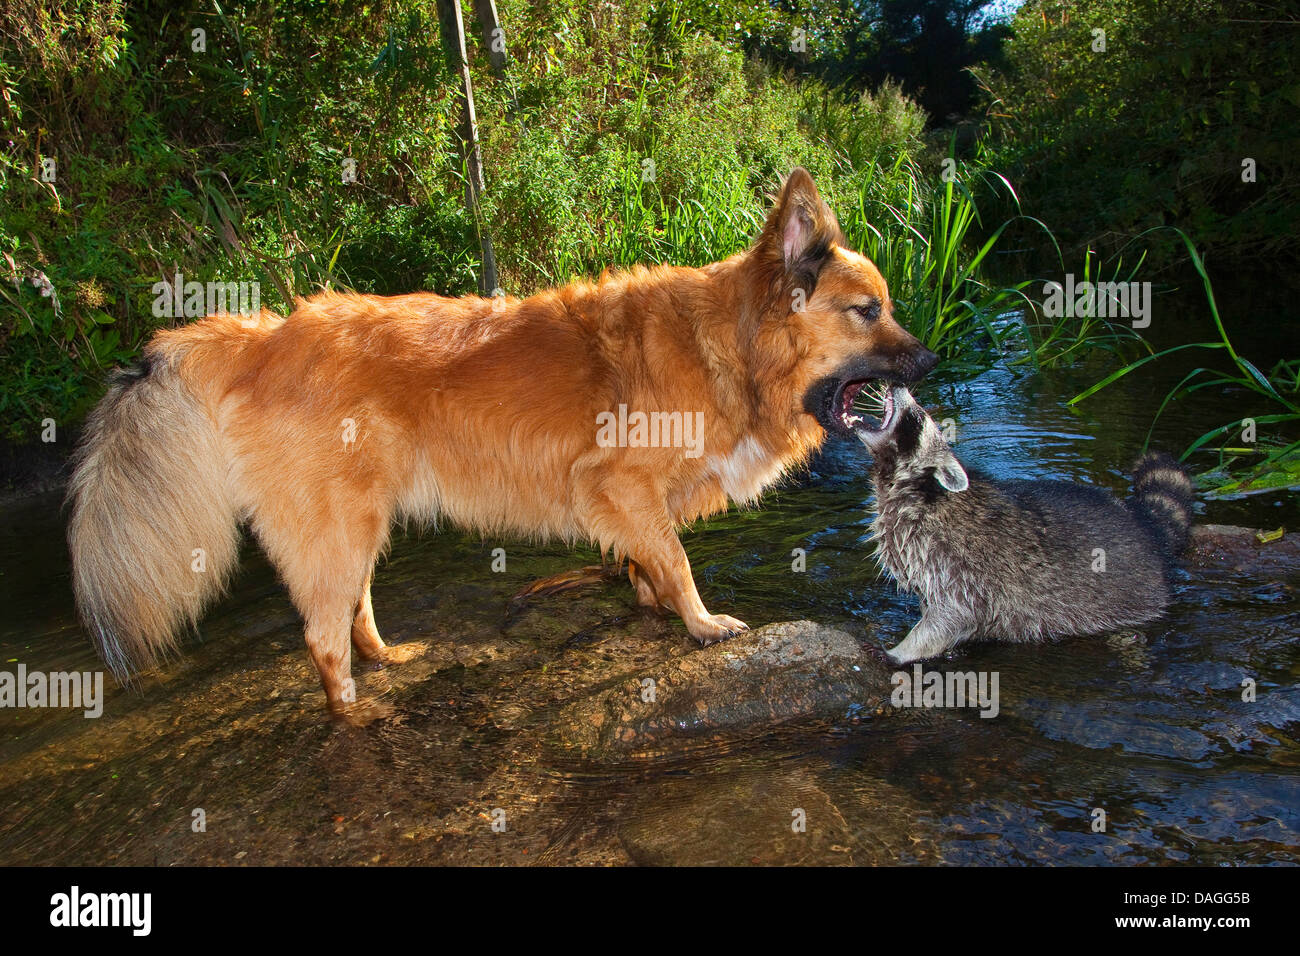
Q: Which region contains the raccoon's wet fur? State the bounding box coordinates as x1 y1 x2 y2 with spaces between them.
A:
855 385 1194 664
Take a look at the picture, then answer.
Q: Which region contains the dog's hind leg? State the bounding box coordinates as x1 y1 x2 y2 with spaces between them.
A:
304 597 359 711
289 549 374 711
351 569 385 659
249 488 388 711
351 569 422 666
351 567 384 658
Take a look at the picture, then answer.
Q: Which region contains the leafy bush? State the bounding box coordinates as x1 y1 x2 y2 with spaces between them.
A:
978 0 1300 272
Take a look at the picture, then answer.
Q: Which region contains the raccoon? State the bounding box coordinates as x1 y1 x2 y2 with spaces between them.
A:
855 385 1194 664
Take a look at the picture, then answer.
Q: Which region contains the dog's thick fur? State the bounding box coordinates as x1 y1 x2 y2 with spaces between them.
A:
67 169 937 711
857 386 1194 664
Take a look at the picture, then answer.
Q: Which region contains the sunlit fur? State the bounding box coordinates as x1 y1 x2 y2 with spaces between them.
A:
67 168 937 712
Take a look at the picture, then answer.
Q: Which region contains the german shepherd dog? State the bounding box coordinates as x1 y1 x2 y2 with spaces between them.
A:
856 385 1193 663
68 169 937 713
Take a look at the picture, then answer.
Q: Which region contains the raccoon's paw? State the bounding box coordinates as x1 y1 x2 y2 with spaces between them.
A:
861 643 901 668
689 614 749 646
884 647 917 666
886 633 956 665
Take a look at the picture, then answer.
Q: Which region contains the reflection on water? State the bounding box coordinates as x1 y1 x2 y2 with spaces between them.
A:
0 349 1297 865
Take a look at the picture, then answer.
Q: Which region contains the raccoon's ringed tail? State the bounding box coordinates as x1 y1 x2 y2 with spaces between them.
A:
1130 451 1194 558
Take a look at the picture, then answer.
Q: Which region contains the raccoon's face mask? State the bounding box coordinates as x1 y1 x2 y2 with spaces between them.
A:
854 385 968 492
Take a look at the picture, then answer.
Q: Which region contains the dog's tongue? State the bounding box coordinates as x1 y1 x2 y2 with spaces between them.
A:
842 382 866 410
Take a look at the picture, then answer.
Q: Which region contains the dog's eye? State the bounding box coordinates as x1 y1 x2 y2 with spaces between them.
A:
851 303 881 323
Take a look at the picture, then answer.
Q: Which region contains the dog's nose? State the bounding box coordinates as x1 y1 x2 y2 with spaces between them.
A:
916 347 939 377
896 347 938 382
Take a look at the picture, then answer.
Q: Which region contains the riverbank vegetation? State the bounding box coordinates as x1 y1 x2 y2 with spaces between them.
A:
2 0 1296 492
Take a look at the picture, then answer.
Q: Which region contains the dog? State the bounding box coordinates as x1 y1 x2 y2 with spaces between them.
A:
855 385 1193 664
67 168 938 713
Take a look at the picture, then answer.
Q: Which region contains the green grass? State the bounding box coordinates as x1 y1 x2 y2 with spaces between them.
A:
841 146 1144 376
849 163 1034 368
1068 229 1300 497
1020 245 1151 371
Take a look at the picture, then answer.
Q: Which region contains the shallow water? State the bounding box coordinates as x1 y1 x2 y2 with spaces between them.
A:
1 317 1297 865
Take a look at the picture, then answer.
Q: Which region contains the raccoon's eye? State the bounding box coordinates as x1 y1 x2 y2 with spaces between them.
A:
850 302 881 323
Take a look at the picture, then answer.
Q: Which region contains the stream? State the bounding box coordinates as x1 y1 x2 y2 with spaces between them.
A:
1 287 1297 865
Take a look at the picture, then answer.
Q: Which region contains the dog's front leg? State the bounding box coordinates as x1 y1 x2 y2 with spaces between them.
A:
886 606 975 664
582 478 747 644
633 532 749 644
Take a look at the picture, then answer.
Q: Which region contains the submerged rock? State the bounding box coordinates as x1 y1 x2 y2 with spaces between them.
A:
554 620 893 759
619 767 857 866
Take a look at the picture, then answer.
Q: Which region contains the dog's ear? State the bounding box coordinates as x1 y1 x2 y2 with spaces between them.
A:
758 168 844 293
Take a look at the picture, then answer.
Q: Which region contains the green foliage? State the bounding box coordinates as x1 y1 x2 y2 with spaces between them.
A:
476 1 929 289
1068 230 1300 496
834 0 1013 120
1024 244 1149 370
0 0 469 438
0 0 931 442
979 0 1300 271
1200 449 1300 499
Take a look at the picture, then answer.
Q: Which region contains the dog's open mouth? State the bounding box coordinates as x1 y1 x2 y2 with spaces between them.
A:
835 379 874 431
846 381 896 434
804 366 902 437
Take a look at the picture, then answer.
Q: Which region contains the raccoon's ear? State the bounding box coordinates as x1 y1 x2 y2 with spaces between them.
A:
918 415 967 492
760 168 845 291
934 457 969 493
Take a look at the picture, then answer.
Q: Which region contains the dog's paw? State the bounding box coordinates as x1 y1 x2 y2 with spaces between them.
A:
373 641 426 666
329 695 397 728
689 614 749 645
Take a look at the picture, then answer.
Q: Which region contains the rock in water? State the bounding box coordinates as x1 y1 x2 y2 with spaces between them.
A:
619 767 858 865
554 620 892 759
1189 524 1300 575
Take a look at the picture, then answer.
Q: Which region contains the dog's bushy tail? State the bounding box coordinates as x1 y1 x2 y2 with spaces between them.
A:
67 351 240 682
1130 451 1194 560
